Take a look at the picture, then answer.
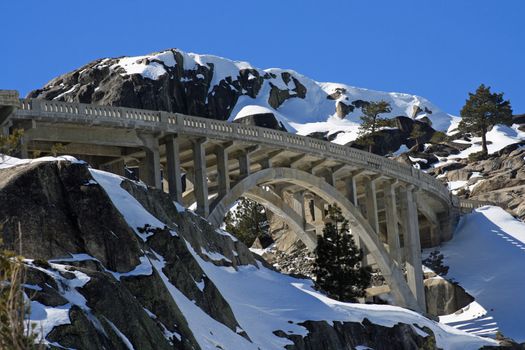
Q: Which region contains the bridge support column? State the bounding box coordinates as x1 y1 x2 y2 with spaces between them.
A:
290 191 306 219
363 177 380 266
312 195 325 235
344 172 365 257
165 134 183 203
215 146 231 198
138 134 161 189
384 180 402 264
192 138 209 217
400 185 426 311
238 152 250 179
344 175 358 207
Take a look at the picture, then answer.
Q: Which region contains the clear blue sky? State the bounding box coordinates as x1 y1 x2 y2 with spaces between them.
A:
1 0 523 115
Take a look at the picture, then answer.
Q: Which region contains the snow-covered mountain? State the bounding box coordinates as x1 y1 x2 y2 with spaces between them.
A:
29 48 454 146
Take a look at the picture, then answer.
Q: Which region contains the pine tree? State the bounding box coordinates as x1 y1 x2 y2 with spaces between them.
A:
409 123 426 149
357 100 394 153
459 84 513 155
313 205 371 302
224 197 269 246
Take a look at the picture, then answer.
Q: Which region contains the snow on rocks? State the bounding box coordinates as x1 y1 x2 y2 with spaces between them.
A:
28 261 99 344
0 154 83 169
93 48 456 140
90 169 171 241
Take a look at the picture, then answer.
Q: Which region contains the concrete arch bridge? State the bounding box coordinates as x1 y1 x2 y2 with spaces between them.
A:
1 90 466 313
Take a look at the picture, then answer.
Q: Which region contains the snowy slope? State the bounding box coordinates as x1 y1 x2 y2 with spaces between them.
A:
435 206 525 342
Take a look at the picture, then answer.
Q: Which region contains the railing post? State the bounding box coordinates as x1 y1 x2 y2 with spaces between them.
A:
159 111 169 124
31 99 42 113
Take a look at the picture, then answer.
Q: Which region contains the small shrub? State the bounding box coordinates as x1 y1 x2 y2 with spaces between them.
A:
468 151 488 162
430 131 447 144
50 143 66 157
423 250 449 276
0 129 24 157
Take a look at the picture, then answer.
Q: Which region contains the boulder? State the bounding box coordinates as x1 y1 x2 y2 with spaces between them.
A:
279 319 437 350
234 112 288 131
424 277 474 316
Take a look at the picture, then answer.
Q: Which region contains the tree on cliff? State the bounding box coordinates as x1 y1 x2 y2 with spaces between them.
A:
0 129 24 158
224 198 269 247
313 205 371 302
356 100 394 153
409 123 426 150
459 84 513 155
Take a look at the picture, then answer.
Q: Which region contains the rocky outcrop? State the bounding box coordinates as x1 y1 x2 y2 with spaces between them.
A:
429 141 525 220
0 160 456 349
0 160 251 349
424 275 474 316
278 319 436 350
233 112 287 131
346 117 438 156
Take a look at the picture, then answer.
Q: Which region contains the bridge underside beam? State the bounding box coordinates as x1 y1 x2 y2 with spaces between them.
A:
22 124 143 148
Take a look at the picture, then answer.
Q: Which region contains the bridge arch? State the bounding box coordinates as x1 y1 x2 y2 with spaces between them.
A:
207 167 421 312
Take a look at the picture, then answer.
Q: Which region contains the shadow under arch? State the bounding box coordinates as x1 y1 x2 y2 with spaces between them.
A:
207 167 421 312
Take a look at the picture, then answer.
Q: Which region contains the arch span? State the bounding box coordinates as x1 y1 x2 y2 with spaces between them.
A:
207 167 421 312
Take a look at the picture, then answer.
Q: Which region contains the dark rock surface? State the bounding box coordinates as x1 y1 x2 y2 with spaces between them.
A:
234 112 288 131
346 117 438 156
424 274 474 316
279 319 436 350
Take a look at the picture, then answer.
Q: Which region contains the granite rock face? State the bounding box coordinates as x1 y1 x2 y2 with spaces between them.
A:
429 141 525 220
424 274 474 316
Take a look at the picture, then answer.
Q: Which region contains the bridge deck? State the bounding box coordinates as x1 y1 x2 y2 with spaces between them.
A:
11 98 453 205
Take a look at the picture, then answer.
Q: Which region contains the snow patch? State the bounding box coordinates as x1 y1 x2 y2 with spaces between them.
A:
90 169 167 241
